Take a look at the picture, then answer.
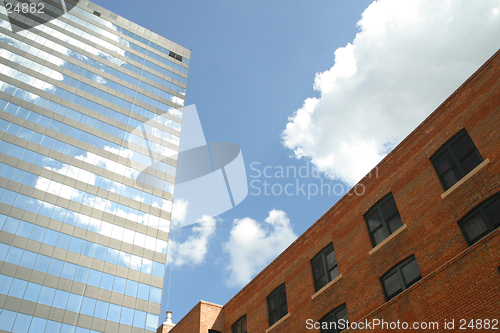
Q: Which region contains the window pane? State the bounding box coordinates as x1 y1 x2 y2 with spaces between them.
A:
329 266 340 280
268 295 277 312
149 287 162 304
451 134 474 160
278 286 287 311
20 251 37 269
133 310 146 328
113 277 126 294
6 247 23 265
13 313 32 333
138 283 149 300
269 311 278 327
29 317 47 333
382 272 401 299
485 197 500 228
401 259 422 286
366 211 382 232
101 273 114 291
381 197 398 219
434 150 455 175
442 168 460 189
108 304 121 323
44 321 62 332
121 307 134 326
372 227 387 246
0 275 14 295
81 297 96 317
461 152 482 174
387 215 403 233
125 280 138 297
336 306 348 322
311 256 326 288
67 294 83 312
9 279 27 298
94 300 108 320
53 290 70 308
33 254 50 273
0 310 16 331
39 286 56 305
241 317 247 333
325 249 337 270
462 213 489 244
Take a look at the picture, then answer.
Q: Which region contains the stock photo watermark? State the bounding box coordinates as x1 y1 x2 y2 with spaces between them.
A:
248 161 378 200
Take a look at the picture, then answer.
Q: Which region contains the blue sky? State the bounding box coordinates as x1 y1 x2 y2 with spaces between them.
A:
93 0 500 324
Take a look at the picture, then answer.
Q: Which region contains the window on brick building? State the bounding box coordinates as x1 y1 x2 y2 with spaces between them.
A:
431 130 483 191
311 243 339 292
459 192 500 245
231 315 246 333
319 304 349 333
364 193 403 247
381 255 422 300
267 283 288 327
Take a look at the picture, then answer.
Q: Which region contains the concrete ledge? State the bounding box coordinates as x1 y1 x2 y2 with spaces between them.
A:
311 274 343 300
369 224 408 255
265 313 290 333
441 158 490 199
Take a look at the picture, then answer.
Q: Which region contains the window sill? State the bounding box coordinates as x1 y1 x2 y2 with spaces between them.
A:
265 313 290 333
369 224 408 255
311 274 343 299
441 158 490 199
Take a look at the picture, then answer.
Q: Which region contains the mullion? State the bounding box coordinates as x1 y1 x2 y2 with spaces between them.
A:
396 267 407 290
322 252 329 282
378 205 391 240
447 145 466 178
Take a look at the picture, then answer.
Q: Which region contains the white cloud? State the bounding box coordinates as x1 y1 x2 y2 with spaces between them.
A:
282 0 500 186
168 215 217 267
223 210 298 288
171 199 189 226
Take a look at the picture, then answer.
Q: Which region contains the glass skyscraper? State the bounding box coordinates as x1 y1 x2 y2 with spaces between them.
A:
0 0 189 332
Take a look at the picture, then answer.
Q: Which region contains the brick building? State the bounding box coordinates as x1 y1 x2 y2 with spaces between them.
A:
159 49 500 333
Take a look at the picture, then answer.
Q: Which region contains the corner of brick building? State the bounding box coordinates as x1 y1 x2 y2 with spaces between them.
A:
163 301 223 333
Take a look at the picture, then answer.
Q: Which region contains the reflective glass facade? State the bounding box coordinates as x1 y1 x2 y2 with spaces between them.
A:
0 0 189 332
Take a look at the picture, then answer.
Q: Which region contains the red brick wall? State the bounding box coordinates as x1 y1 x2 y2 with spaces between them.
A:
200 301 224 332
168 301 223 333
218 49 500 333
169 302 201 333
171 49 500 333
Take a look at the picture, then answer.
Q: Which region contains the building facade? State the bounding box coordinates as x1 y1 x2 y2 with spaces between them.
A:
162 49 500 333
0 0 189 332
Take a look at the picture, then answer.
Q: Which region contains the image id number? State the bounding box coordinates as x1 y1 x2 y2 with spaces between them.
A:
6 2 45 14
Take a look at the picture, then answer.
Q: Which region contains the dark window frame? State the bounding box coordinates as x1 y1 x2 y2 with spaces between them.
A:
458 192 500 245
364 193 403 247
311 243 339 292
319 304 349 333
380 255 422 301
430 129 483 191
267 283 288 327
231 315 246 333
